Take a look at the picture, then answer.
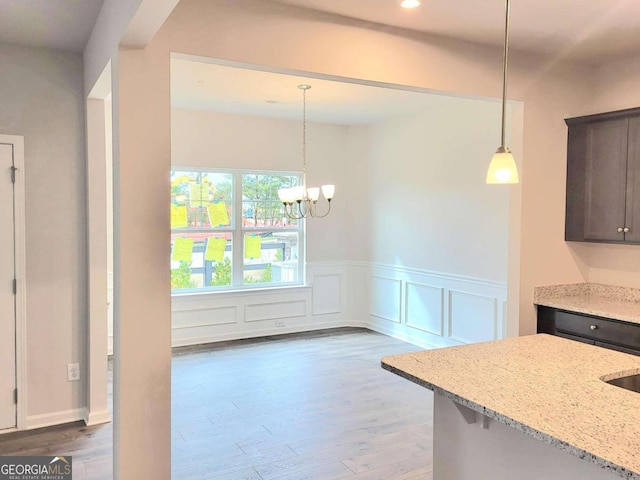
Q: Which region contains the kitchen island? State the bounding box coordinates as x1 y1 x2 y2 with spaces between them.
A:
382 334 640 480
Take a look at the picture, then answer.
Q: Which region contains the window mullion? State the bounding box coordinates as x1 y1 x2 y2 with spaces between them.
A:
232 172 243 287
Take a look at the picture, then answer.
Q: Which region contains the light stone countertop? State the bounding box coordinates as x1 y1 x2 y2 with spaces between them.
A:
382 334 640 480
534 283 640 325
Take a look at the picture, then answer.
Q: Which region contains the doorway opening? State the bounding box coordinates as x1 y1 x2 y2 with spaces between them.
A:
85 61 113 426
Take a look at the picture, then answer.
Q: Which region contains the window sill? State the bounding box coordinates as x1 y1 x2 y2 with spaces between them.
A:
171 284 311 300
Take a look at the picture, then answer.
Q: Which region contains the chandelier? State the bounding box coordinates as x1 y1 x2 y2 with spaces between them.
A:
278 84 335 219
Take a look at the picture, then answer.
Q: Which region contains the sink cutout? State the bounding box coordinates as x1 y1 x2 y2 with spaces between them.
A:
605 374 640 393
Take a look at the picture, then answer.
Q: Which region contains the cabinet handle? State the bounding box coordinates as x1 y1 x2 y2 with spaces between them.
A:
590 325 598 330
624 227 630 233
618 227 624 233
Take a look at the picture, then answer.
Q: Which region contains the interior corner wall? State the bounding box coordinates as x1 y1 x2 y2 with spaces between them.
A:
84 0 143 93
0 43 87 425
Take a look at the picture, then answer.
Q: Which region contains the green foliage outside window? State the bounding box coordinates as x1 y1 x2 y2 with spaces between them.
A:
245 264 273 284
211 257 232 286
171 262 197 289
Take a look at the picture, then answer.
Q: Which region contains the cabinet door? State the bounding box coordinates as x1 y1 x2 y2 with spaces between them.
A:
625 116 640 242
583 119 628 241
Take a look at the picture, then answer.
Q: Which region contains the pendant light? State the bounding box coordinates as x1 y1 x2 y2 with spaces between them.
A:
278 85 335 219
486 0 519 184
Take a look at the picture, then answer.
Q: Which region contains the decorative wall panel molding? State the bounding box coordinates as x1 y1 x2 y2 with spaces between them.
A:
405 282 444 336
172 305 238 329
245 300 307 323
311 273 343 316
370 275 402 323
110 261 508 354
448 290 498 344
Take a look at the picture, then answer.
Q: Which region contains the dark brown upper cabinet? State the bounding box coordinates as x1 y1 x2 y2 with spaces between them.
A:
565 107 640 244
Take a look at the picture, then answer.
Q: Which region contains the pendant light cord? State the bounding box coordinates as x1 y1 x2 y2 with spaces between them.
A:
501 0 510 148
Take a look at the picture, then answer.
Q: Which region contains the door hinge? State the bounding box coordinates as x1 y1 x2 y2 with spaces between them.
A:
13 279 17 295
11 166 17 184
13 388 17 404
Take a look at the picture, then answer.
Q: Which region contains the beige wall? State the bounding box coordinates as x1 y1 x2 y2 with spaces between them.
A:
115 47 172 479
0 43 86 419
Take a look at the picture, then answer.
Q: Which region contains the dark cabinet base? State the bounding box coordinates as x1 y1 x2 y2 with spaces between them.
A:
537 306 640 356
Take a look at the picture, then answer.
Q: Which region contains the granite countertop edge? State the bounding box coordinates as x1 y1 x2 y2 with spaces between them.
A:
533 283 640 325
381 361 640 480
534 298 640 325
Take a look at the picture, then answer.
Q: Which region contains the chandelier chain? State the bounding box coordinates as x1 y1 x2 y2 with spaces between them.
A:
302 86 307 184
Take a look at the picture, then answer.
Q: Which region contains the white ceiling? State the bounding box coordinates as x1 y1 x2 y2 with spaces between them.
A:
275 0 640 65
0 0 104 52
2 0 640 64
171 58 460 125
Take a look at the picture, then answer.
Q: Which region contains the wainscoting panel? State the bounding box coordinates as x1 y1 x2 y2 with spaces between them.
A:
448 291 498 344
172 305 238 329
370 276 402 323
105 262 508 354
245 300 306 323
311 274 342 316
366 263 507 349
405 282 444 336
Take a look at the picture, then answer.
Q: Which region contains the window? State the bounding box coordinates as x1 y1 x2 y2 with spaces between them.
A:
170 168 303 292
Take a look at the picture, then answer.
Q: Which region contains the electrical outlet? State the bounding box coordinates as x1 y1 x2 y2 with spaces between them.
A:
67 363 80 382
276 320 286 327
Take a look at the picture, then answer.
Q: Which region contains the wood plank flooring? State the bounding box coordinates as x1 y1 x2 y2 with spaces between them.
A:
0 328 434 479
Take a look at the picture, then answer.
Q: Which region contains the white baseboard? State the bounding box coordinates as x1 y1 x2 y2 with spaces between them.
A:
84 408 111 426
25 408 85 430
366 317 447 350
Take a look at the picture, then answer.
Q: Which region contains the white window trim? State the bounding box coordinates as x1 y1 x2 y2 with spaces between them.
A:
171 166 305 295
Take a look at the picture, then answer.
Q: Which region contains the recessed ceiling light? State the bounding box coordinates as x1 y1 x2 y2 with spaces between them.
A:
400 0 421 8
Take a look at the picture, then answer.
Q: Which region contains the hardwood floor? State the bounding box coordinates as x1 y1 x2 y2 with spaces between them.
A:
0 328 434 479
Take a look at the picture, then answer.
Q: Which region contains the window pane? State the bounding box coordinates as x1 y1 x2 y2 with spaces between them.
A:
242 173 299 228
243 231 298 285
171 170 233 229
242 201 298 228
171 232 233 290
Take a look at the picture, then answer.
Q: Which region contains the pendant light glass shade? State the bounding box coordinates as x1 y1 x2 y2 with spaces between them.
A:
487 0 519 185
486 146 519 184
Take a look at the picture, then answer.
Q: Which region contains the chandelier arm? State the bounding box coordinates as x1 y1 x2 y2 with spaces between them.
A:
283 202 303 220
309 200 331 218
297 200 307 218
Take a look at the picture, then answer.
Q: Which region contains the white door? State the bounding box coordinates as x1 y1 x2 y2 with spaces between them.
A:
0 143 16 430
